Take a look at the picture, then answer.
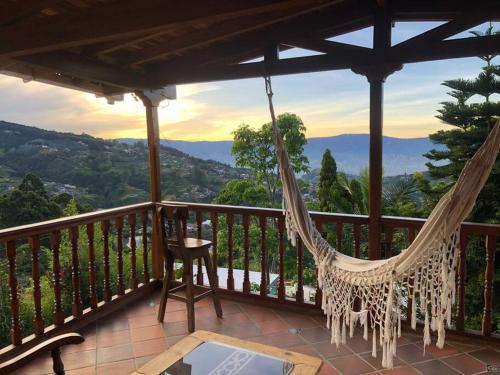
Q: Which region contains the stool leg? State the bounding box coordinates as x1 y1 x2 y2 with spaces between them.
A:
184 257 195 332
158 255 173 322
204 254 223 318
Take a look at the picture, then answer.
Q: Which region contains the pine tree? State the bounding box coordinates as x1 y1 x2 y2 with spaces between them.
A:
419 25 499 331
318 149 337 211
422 26 500 223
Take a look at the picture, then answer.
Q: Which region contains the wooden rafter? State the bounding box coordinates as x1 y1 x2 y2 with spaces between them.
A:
0 0 61 26
283 38 371 57
120 1 340 67
0 0 318 58
150 34 500 85
95 0 339 60
147 3 373 76
392 13 490 51
16 51 152 89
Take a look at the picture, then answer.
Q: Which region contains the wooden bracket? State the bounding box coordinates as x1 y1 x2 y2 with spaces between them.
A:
351 62 403 83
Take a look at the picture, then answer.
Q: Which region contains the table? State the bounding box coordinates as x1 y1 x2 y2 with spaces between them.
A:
132 330 322 375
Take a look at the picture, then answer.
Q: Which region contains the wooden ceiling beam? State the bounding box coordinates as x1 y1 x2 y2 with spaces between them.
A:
0 0 316 58
393 13 491 51
0 0 61 26
120 1 339 67
14 51 153 90
391 0 499 21
0 61 119 96
150 34 500 85
147 3 373 76
283 38 371 57
385 34 500 64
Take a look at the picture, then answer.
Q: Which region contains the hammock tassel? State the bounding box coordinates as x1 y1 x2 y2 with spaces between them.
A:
342 320 347 345
372 328 377 358
423 311 431 350
411 297 417 330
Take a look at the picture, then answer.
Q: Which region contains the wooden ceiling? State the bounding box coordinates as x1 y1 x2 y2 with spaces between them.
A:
0 0 499 96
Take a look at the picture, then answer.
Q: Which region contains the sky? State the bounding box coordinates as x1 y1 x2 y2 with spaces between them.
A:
0 22 497 141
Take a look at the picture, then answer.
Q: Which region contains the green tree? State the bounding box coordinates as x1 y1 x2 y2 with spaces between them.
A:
0 174 62 228
418 25 499 331
231 113 309 205
318 149 337 211
213 179 270 207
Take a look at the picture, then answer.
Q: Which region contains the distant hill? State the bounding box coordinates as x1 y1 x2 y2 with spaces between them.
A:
119 134 445 176
0 121 246 208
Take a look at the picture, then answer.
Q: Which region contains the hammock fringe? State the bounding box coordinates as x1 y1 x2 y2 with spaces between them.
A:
264 76 500 368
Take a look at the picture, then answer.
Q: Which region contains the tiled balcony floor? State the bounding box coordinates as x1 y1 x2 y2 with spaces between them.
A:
14 291 500 375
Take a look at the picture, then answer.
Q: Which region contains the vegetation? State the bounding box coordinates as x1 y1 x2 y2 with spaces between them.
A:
0 121 245 210
417 26 499 331
232 113 309 205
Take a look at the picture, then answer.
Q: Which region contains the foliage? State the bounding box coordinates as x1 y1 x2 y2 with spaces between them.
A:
0 121 245 207
418 25 499 332
0 174 63 228
213 179 270 207
232 113 309 205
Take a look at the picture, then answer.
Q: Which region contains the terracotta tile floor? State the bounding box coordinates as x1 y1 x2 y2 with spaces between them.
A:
13 291 500 375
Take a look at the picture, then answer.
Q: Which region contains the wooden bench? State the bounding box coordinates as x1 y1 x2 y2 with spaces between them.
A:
0 333 84 374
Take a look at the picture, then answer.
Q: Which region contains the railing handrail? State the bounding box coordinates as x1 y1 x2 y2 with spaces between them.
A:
161 200 500 234
0 202 154 242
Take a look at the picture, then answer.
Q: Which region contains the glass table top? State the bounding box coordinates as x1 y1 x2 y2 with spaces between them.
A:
160 341 294 375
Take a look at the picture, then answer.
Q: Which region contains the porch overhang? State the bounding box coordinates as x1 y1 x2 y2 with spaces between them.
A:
0 0 499 95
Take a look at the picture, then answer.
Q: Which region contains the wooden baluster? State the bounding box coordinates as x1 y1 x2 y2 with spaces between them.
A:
182 216 188 238
6 240 22 345
336 222 343 253
50 231 64 326
242 214 251 294
226 213 234 290
456 231 468 332
259 215 267 297
29 235 44 336
385 226 393 258
314 221 323 308
354 224 361 258
407 227 416 324
482 235 496 336
115 217 125 296
296 238 304 304
101 220 112 302
128 214 138 289
196 210 204 285
210 212 219 287
141 211 150 284
408 227 416 244
69 226 82 317
278 216 286 301
86 224 97 309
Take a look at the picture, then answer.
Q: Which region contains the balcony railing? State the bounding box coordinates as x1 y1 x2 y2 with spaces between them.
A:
0 201 498 361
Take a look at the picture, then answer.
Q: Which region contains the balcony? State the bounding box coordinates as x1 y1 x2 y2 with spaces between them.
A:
1 201 499 374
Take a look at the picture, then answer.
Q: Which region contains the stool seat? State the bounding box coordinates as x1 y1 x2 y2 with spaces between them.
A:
169 237 211 249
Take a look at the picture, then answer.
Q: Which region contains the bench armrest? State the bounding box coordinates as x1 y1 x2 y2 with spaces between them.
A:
0 333 84 374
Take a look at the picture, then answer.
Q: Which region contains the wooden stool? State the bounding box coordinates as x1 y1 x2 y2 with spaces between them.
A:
157 204 222 332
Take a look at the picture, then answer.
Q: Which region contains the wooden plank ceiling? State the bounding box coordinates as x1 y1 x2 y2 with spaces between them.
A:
0 0 499 96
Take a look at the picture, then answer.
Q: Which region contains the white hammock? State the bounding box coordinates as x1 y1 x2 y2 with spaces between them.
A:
264 77 500 368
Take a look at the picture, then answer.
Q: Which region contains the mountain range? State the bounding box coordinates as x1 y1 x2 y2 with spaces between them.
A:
0 121 245 208
119 134 445 176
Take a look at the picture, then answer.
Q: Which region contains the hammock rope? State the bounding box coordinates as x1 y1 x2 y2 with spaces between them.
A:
264 75 500 368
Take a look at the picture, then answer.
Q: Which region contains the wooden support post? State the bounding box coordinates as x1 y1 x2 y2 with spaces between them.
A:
352 6 401 260
136 87 176 279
